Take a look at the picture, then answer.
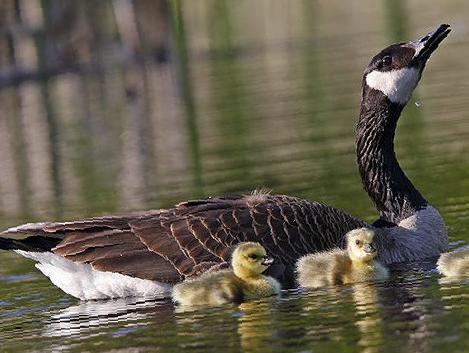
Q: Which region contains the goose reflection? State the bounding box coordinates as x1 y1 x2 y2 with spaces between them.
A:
43 297 173 338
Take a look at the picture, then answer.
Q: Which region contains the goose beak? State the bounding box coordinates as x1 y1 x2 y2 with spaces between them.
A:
261 256 274 266
363 243 376 254
408 24 451 66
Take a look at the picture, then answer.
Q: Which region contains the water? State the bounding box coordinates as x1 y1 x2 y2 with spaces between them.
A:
1 1 469 352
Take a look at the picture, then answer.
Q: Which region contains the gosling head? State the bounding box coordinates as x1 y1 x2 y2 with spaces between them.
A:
231 242 274 278
363 24 450 106
346 228 378 263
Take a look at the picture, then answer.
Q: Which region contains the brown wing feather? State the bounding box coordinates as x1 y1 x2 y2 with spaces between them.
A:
130 217 196 276
61 239 146 262
43 210 164 232
91 249 182 283
53 228 181 283
53 229 138 256
1 194 368 286
169 218 221 263
187 217 231 258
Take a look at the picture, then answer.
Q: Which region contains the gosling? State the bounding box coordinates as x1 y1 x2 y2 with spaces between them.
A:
437 248 469 277
296 228 389 288
172 242 281 307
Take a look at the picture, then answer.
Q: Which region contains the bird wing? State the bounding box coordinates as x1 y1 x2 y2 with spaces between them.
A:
0 194 368 285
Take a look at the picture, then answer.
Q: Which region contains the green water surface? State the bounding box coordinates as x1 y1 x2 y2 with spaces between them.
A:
1 1 469 352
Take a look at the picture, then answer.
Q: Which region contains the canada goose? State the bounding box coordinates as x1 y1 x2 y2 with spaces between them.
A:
296 228 389 287
0 25 450 299
172 242 280 307
437 249 469 277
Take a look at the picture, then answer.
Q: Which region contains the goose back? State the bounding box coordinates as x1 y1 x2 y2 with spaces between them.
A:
1 194 368 286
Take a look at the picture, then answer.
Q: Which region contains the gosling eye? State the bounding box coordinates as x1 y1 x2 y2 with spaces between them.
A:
248 254 258 260
355 239 361 246
382 55 392 66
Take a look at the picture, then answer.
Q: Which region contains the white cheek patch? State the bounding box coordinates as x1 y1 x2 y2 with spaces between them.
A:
365 67 420 104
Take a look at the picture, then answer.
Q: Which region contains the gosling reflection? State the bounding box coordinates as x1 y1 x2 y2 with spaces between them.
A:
237 301 276 353
352 283 383 353
295 283 384 352
173 298 278 352
172 243 280 310
297 228 389 288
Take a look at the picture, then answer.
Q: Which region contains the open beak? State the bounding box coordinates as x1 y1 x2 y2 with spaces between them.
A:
261 256 274 266
408 24 451 66
363 243 376 254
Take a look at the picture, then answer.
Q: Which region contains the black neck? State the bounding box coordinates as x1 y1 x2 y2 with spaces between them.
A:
356 88 427 224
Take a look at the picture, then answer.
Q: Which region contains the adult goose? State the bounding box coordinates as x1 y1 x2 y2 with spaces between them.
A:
0 25 450 300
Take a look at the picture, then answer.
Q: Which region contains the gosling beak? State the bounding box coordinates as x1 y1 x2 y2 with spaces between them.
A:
261 256 274 266
363 243 376 254
408 24 451 67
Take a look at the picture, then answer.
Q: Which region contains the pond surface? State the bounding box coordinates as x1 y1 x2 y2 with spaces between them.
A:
1 1 469 352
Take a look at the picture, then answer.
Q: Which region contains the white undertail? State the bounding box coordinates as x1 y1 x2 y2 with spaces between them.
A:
15 250 172 300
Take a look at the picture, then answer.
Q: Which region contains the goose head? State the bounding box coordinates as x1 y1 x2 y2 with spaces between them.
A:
346 228 378 263
231 242 274 278
363 24 451 106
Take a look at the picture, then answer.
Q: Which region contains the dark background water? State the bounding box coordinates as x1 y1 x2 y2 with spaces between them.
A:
1 0 469 352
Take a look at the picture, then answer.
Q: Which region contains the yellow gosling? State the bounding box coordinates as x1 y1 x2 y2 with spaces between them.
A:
437 248 469 277
296 228 389 288
172 242 280 307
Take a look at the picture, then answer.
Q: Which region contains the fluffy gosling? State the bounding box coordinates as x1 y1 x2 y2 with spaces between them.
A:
172 242 280 307
437 248 469 277
296 227 389 288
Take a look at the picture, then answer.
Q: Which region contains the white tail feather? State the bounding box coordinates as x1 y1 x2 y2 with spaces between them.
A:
15 250 172 300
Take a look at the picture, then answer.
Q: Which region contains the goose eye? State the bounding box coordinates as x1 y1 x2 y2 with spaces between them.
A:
382 55 392 66
248 254 258 260
355 239 361 246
